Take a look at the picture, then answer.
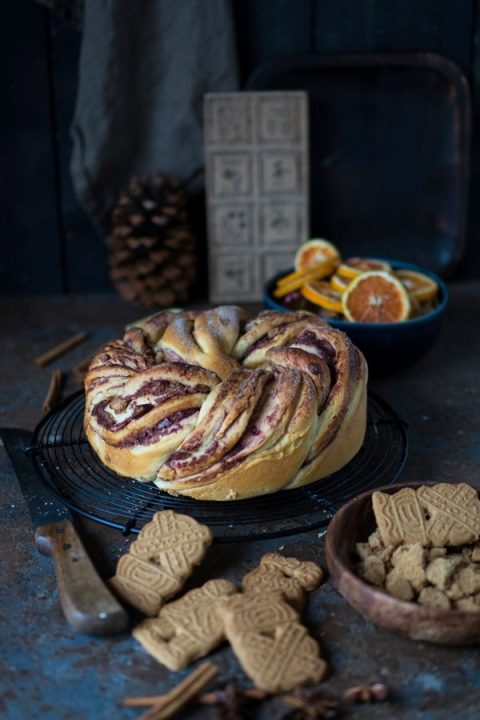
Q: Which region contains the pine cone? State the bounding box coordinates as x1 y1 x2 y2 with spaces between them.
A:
108 174 197 308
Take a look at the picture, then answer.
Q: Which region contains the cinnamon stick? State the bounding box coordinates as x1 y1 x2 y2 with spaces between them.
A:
42 370 64 413
198 687 268 704
123 698 159 708
34 331 88 367
123 661 218 719
123 687 267 709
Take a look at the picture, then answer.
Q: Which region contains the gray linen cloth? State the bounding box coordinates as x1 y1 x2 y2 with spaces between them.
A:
69 0 238 230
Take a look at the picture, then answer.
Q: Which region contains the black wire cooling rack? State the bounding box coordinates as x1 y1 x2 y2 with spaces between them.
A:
27 390 408 542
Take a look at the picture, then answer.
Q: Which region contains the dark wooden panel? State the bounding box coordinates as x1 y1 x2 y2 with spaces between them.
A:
438 0 474 73
248 54 470 277
47 15 111 293
1 0 478 293
310 0 476 278
314 0 378 54
0 1 63 293
314 0 473 72
460 0 480 278
233 0 313 84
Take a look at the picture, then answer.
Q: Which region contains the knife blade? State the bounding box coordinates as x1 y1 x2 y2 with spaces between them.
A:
0 428 129 636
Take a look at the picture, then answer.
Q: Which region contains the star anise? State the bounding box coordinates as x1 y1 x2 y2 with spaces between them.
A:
280 687 340 719
343 682 389 703
198 683 269 719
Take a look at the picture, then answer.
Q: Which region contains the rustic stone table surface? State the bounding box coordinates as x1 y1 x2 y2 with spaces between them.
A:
1 287 479 720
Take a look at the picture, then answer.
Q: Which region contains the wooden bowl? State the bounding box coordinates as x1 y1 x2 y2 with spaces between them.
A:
325 482 480 645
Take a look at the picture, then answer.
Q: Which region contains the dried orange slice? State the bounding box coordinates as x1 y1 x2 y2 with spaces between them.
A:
337 257 392 280
277 259 338 287
330 273 350 294
273 266 332 299
294 239 341 271
395 269 438 303
342 271 411 323
408 295 422 319
301 280 343 313
410 297 437 318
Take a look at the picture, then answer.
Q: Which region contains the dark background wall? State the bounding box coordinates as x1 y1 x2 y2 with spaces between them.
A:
1 0 480 295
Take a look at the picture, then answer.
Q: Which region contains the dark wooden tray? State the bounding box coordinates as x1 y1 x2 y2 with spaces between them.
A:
247 53 471 277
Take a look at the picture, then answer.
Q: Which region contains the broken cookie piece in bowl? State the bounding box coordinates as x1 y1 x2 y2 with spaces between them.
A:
325 481 480 644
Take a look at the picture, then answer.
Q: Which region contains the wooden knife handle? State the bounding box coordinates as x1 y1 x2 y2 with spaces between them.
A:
35 520 129 636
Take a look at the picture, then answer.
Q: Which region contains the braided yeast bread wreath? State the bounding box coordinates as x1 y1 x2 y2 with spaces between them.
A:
84 307 367 500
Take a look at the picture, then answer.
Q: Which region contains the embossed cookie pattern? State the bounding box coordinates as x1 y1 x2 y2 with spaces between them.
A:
219 592 327 692
133 579 237 670
357 483 480 611
372 488 428 546
373 483 480 548
110 555 182 616
417 484 480 546
242 553 324 609
110 510 212 615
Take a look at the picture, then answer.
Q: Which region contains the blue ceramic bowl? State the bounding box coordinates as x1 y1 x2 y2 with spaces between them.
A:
263 259 448 375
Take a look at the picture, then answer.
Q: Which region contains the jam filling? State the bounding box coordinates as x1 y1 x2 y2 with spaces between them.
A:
93 399 153 430
92 378 209 430
294 331 336 364
162 348 186 363
168 440 220 470
226 426 263 456
129 379 211 400
120 408 198 446
293 331 338 390
239 321 295 361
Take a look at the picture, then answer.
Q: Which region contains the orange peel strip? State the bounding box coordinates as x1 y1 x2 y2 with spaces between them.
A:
273 261 338 298
300 281 343 313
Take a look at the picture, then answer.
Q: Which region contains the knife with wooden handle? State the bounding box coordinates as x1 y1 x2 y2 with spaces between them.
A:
1 428 129 636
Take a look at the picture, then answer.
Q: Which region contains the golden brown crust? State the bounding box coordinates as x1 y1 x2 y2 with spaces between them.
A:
84 306 368 500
